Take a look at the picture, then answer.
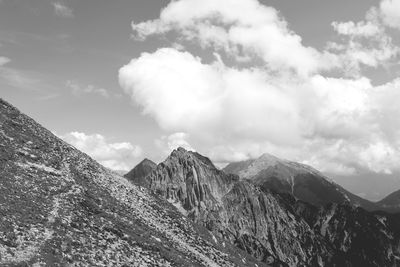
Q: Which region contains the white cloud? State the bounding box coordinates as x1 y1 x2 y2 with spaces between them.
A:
329 8 399 76
119 0 400 175
0 56 10 66
66 80 110 98
332 21 381 37
380 0 400 29
120 48 304 145
0 66 41 90
61 132 142 171
155 132 195 156
52 1 74 18
131 0 337 76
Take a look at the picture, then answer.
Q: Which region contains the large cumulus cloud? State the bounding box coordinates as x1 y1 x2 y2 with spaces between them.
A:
119 0 400 175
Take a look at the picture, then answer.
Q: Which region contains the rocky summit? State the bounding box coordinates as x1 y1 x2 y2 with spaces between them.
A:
134 147 400 266
124 158 157 186
223 153 376 210
0 98 263 267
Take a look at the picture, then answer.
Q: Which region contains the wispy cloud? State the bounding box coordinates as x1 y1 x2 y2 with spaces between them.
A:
0 56 10 66
66 80 110 98
0 66 41 90
52 1 74 18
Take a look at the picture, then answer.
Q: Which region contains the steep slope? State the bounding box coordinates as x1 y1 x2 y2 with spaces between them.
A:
0 98 262 267
313 204 400 266
146 148 238 222
143 148 333 266
218 182 331 266
223 153 376 210
377 189 400 213
124 158 157 186
141 148 400 266
286 196 400 266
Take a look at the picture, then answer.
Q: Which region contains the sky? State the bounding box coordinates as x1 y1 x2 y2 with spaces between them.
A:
1 0 400 201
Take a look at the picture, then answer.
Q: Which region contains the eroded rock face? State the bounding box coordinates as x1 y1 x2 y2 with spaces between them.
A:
141 148 331 266
218 182 330 266
290 199 400 267
146 148 238 221
140 148 400 266
0 98 263 267
317 204 400 266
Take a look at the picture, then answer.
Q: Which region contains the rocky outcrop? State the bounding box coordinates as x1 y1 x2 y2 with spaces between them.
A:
140 148 400 266
141 148 330 266
314 204 399 266
124 158 157 186
218 182 330 266
146 148 238 221
285 197 400 267
0 98 263 267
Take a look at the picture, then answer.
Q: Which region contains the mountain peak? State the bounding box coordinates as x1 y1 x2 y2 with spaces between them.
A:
124 158 157 185
176 146 188 152
139 157 156 166
171 146 190 157
259 152 284 163
223 151 375 208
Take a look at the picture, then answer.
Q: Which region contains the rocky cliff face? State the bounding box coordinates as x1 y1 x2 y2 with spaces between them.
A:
0 98 263 267
312 204 399 266
218 182 332 266
141 148 329 266
124 158 157 186
223 154 376 210
146 148 238 222
140 148 400 266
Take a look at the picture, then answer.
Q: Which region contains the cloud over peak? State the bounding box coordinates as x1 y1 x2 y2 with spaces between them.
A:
120 0 400 176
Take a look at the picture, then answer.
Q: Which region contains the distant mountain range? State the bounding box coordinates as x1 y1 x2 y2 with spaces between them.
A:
126 147 400 266
223 153 378 210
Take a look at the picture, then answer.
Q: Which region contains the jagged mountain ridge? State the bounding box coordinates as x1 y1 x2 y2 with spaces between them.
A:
146 147 239 221
135 147 400 266
142 148 329 266
124 158 157 186
0 98 263 267
223 153 377 210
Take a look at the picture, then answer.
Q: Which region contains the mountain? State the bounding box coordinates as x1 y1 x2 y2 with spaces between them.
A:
124 158 157 186
137 147 400 266
0 98 263 267
223 153 376 210
143 148 329 266
377 189 400 213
